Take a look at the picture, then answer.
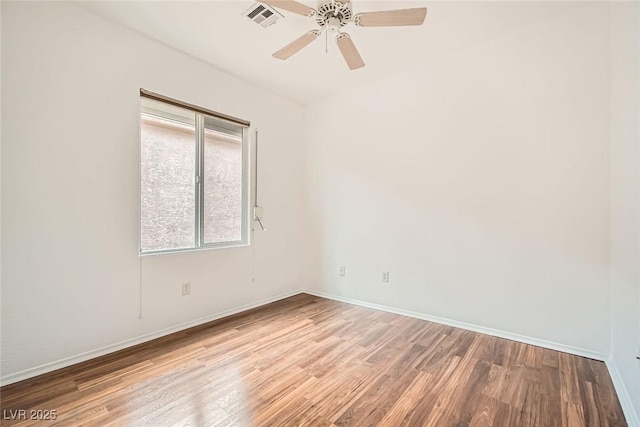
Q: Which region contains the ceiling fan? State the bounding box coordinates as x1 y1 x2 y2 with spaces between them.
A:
260 0 427 70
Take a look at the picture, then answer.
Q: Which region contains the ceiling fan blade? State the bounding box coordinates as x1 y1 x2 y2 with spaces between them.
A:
336 33 365 70
273 30 321 60
260 0 316 17
354 8 427 27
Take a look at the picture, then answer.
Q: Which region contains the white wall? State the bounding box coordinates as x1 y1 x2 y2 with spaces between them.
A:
1 1 306 383
0 1 3 377
304 2 611 356
609 2 640 424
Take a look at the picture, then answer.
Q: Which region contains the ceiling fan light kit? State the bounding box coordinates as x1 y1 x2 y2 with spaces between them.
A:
259 0 427 70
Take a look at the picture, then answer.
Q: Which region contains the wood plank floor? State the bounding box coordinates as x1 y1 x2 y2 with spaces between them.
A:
0 294 627 426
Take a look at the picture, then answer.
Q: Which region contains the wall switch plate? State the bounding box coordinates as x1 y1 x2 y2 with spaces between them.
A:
339 266 346 276
182 282 191 296
382 272 390 283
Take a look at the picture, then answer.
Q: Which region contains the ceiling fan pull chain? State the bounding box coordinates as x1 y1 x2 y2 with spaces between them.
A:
325 29 328 53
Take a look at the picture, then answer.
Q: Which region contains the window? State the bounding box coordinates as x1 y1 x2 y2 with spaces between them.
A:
139 91 249 254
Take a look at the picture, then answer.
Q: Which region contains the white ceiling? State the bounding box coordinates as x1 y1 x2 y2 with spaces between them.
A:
80 1 581 105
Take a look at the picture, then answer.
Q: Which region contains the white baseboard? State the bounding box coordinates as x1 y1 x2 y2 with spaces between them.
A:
606 357 640 427
0 290 300 387
303 289 606 361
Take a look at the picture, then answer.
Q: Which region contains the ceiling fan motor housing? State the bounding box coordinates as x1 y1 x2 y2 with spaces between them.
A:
315 0 352 31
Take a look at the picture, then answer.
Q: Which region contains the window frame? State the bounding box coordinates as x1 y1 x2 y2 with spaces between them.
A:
139 94 251 256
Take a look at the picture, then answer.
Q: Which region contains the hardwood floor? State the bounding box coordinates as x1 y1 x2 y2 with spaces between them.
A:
0 294 627 426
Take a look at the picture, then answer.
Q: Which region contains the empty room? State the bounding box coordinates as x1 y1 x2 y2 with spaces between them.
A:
1 0 639 425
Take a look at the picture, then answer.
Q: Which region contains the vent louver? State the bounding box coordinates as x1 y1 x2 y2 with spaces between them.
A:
243 3 282 28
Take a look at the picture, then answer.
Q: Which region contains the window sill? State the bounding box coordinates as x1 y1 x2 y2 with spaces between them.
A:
140 242 249 257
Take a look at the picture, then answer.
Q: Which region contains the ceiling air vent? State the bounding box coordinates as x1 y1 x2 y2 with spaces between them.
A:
243 3 283 28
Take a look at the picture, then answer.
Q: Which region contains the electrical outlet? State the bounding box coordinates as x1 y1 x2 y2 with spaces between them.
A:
181 282 191 296
339 266 346 276
382 272 390 283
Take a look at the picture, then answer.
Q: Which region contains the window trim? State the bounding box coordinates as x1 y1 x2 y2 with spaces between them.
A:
139 92 251 256
140 89 250 127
